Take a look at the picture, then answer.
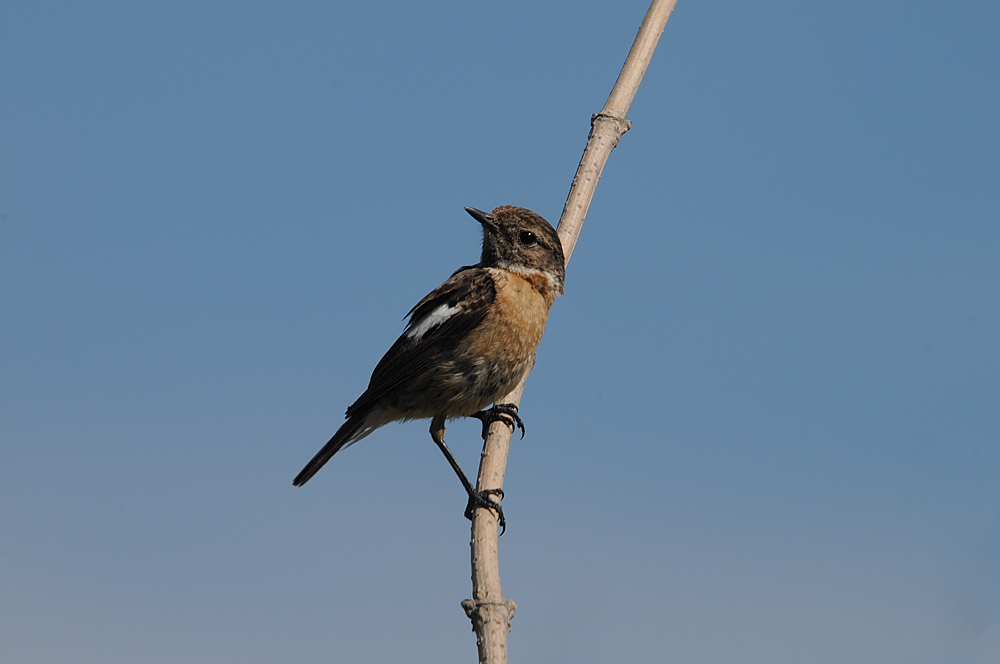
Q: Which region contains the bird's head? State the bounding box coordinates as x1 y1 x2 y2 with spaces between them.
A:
465 205 566 297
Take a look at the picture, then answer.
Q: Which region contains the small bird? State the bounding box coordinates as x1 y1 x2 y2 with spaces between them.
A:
293 205 566 530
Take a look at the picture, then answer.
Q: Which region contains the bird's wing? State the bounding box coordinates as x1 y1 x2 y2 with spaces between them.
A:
345 267 496 418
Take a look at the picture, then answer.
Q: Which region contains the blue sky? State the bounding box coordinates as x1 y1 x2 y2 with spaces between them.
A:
2 1 998 662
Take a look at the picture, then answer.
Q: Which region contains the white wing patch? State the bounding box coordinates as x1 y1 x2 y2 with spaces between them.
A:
406 302 461 339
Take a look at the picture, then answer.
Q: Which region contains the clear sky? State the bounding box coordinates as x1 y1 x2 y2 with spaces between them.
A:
2 1 998 662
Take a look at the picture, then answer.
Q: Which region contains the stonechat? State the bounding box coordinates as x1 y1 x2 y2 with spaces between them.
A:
293 205 565 530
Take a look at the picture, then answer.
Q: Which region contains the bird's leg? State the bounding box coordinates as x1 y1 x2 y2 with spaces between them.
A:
429 416 506 534
472 403 525 441
429 416 475 496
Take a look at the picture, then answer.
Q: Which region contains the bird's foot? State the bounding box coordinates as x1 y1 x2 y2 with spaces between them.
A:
465 488 506 535
472 403 525 441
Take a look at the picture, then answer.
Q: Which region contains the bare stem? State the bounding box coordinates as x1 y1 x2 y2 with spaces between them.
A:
463 1 680 662
559 0 680 261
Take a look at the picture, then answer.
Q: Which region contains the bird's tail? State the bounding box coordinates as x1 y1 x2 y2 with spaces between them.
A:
293 414 373 487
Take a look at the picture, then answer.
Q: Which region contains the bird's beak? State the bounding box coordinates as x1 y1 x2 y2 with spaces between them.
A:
464 206 499 233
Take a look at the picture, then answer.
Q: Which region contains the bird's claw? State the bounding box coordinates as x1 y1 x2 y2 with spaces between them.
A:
465 488 506 535
472 403 525 441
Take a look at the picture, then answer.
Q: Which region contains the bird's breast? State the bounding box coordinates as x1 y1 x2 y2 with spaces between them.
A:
439 268 552 410
476 267 553 359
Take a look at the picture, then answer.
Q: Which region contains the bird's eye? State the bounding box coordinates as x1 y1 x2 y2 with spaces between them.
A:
518 230 537 246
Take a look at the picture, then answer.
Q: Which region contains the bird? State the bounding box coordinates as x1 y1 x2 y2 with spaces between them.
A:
293 205 566 531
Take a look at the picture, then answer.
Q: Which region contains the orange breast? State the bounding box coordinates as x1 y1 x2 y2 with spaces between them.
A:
466 268 551 376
